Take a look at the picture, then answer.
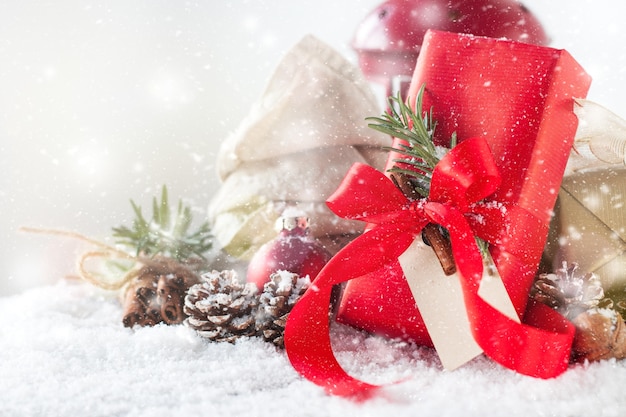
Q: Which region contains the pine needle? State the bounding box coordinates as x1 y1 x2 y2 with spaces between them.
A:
366 84 456 198
112 185 213 262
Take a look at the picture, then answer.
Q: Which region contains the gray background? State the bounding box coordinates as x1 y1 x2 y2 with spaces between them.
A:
1 0 622 295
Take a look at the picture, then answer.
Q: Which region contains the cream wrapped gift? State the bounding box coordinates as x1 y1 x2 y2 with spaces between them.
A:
209 35 389 259
545 99 626 302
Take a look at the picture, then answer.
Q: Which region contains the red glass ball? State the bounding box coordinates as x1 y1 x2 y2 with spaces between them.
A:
354 0 549 85
246 216 332 291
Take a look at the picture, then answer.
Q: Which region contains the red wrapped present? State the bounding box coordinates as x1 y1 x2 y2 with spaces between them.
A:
284 30 591 397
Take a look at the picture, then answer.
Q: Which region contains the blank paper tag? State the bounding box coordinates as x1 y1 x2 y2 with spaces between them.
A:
398 238 520 371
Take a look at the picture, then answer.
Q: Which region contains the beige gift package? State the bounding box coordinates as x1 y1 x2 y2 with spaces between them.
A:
545 99 626 301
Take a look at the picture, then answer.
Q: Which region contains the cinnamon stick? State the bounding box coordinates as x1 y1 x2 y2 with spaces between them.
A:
389 172 420 200
157 275 186 325
122 256 201 327
122 275 162 327
421 224 456 275
390 172 457 276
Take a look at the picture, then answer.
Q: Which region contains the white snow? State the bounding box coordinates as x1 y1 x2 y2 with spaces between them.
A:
2 1 626 415
1 278 626 417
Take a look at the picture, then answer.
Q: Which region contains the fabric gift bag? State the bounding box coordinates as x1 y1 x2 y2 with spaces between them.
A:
284 30 592 397
208 35 389 260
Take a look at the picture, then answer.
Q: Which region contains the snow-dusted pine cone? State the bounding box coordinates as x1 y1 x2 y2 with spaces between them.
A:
256 271 311 348
184 270 258 343
531 262 605 320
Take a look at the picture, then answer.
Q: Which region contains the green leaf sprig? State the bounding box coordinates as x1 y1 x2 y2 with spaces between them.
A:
366 84 456 198
112 185 213 263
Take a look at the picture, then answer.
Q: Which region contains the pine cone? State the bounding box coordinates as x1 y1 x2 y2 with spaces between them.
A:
531 262 605 320
184 270 258 343
256 271 310 348
532 262 626 363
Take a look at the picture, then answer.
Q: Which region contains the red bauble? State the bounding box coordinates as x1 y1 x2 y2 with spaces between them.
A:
246 211 332 290
353 0 549 97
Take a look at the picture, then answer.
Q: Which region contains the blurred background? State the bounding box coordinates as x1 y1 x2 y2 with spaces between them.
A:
1 0 624 295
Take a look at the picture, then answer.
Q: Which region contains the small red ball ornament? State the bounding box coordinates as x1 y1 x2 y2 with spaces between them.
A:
246 210 332 290
353 0 549 98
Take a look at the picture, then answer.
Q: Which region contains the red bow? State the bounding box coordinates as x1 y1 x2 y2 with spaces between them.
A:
284 137 575 398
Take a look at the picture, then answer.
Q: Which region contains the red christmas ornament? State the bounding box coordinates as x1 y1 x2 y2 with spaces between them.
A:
353 0 549 98
246 210 332 290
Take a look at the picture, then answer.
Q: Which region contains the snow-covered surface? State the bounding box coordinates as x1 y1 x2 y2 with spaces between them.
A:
3 2 626 415
2 279 626 417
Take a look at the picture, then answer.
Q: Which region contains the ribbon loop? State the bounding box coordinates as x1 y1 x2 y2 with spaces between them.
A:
430 137 501 210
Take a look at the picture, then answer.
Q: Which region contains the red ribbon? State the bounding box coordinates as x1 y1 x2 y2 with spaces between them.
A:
284 137 575 398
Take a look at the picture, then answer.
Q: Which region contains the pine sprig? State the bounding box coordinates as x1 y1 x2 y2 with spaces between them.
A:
368 84 490 258
112 185 213 262
366 84 456 198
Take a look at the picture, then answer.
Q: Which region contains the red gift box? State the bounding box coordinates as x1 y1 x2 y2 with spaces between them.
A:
336 29 591 346
284 30 591 397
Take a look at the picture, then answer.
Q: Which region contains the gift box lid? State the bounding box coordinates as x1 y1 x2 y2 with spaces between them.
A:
402 29 592 225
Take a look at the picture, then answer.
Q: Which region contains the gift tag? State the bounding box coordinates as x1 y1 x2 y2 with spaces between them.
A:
398 238 520 370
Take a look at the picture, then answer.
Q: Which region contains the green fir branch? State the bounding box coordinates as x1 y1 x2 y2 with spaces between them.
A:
366 84 455 198
368 84 489 259
112 185 213 262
